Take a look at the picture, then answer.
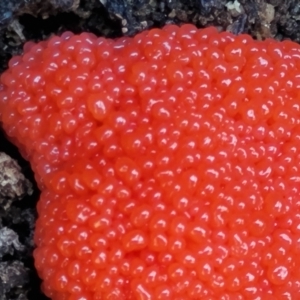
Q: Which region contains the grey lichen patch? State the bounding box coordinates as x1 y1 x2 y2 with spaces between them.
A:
0 227 24 258
226 0 244 17
0 152 32 210
256 3 275 39
0 261 29 297
8 19 25 42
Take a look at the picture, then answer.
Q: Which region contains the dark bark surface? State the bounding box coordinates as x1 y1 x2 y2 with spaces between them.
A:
0 0 299 299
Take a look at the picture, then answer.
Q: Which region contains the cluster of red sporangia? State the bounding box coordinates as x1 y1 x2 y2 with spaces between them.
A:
1 24 300 299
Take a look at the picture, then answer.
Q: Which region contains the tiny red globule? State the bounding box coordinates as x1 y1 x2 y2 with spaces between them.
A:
2 24 300 299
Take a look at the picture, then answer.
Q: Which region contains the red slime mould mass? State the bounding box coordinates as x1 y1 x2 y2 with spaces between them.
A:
1 24 300 299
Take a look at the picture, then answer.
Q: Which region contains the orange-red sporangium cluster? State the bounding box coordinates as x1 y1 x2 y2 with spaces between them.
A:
2 24 300 300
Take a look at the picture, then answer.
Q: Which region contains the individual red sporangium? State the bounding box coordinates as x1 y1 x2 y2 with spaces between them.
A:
1 24 300 299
